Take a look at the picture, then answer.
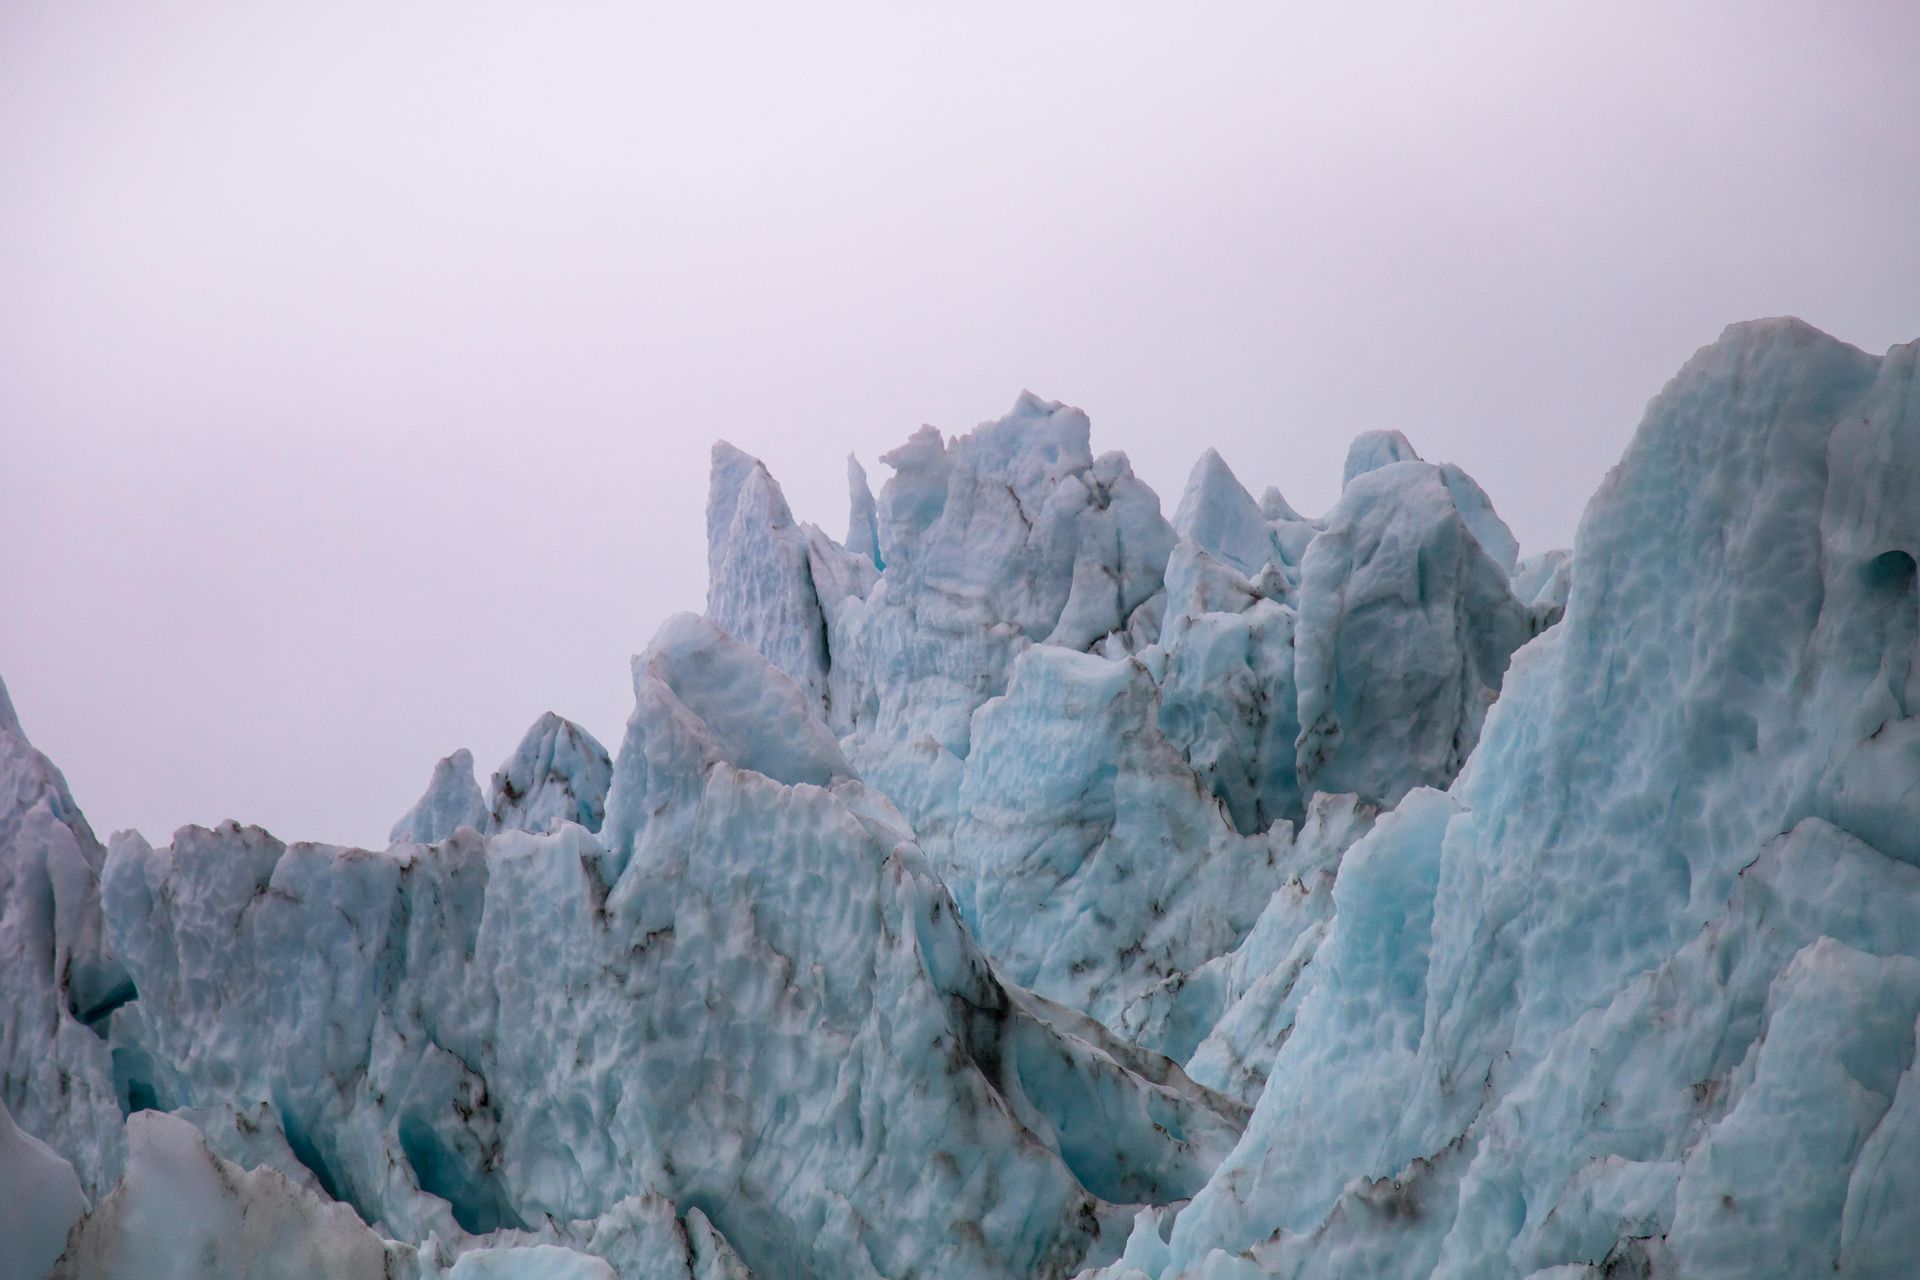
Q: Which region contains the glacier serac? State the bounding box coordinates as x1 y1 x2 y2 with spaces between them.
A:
484 713 612 837
4 317 1920 1279
1292 459 1534 809
391 749 490 846
391 711 612 848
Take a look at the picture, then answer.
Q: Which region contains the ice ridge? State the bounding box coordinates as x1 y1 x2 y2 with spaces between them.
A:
4 317 1919 1280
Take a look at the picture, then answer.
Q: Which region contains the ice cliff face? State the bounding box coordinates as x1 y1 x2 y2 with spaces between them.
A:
82 616 1244 1280
1090 318 1920 1280
3 318 1918 1280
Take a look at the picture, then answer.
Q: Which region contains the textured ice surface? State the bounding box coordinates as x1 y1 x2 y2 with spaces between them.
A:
832 393 1177 764
7 318 1920 1279
391 748 489 845
1509 548 1571 615
714 409 1527 1044
46 1109 753 1280
32 617 1244 1278
0 677 128 1196
1293 461 1533 808
392 713 612 845
1085 319 1920 1279
846 453 884 571
485 713 612 836
706 442 836 712
942 642 1308 1024
0 1098 85 1280
1341 429 1421 487
50 1110 411 1280
1173 450 1302 582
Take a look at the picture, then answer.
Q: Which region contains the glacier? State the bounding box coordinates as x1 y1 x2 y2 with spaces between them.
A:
3 317 1919 1278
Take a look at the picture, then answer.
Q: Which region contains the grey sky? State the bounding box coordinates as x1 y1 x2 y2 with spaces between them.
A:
4 2 1917 849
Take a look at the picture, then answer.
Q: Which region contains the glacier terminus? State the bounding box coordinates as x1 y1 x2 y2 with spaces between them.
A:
4 317 1920 1279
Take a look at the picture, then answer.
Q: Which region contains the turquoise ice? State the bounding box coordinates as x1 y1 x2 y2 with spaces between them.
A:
4 319 1918 1279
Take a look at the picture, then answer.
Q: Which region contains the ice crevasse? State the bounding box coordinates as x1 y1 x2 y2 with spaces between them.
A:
1 317 1918 1279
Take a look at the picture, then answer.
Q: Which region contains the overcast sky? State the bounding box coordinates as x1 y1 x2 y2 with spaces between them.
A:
4 2 1917 849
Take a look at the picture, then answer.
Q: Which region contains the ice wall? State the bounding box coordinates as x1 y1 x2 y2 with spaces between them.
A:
6 617 1245 1279
1091 319 1920 1279
5 317 1917 1279
705 393 1531 1027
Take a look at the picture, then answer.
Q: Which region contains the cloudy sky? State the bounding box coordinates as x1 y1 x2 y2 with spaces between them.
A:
4 2 1917 848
